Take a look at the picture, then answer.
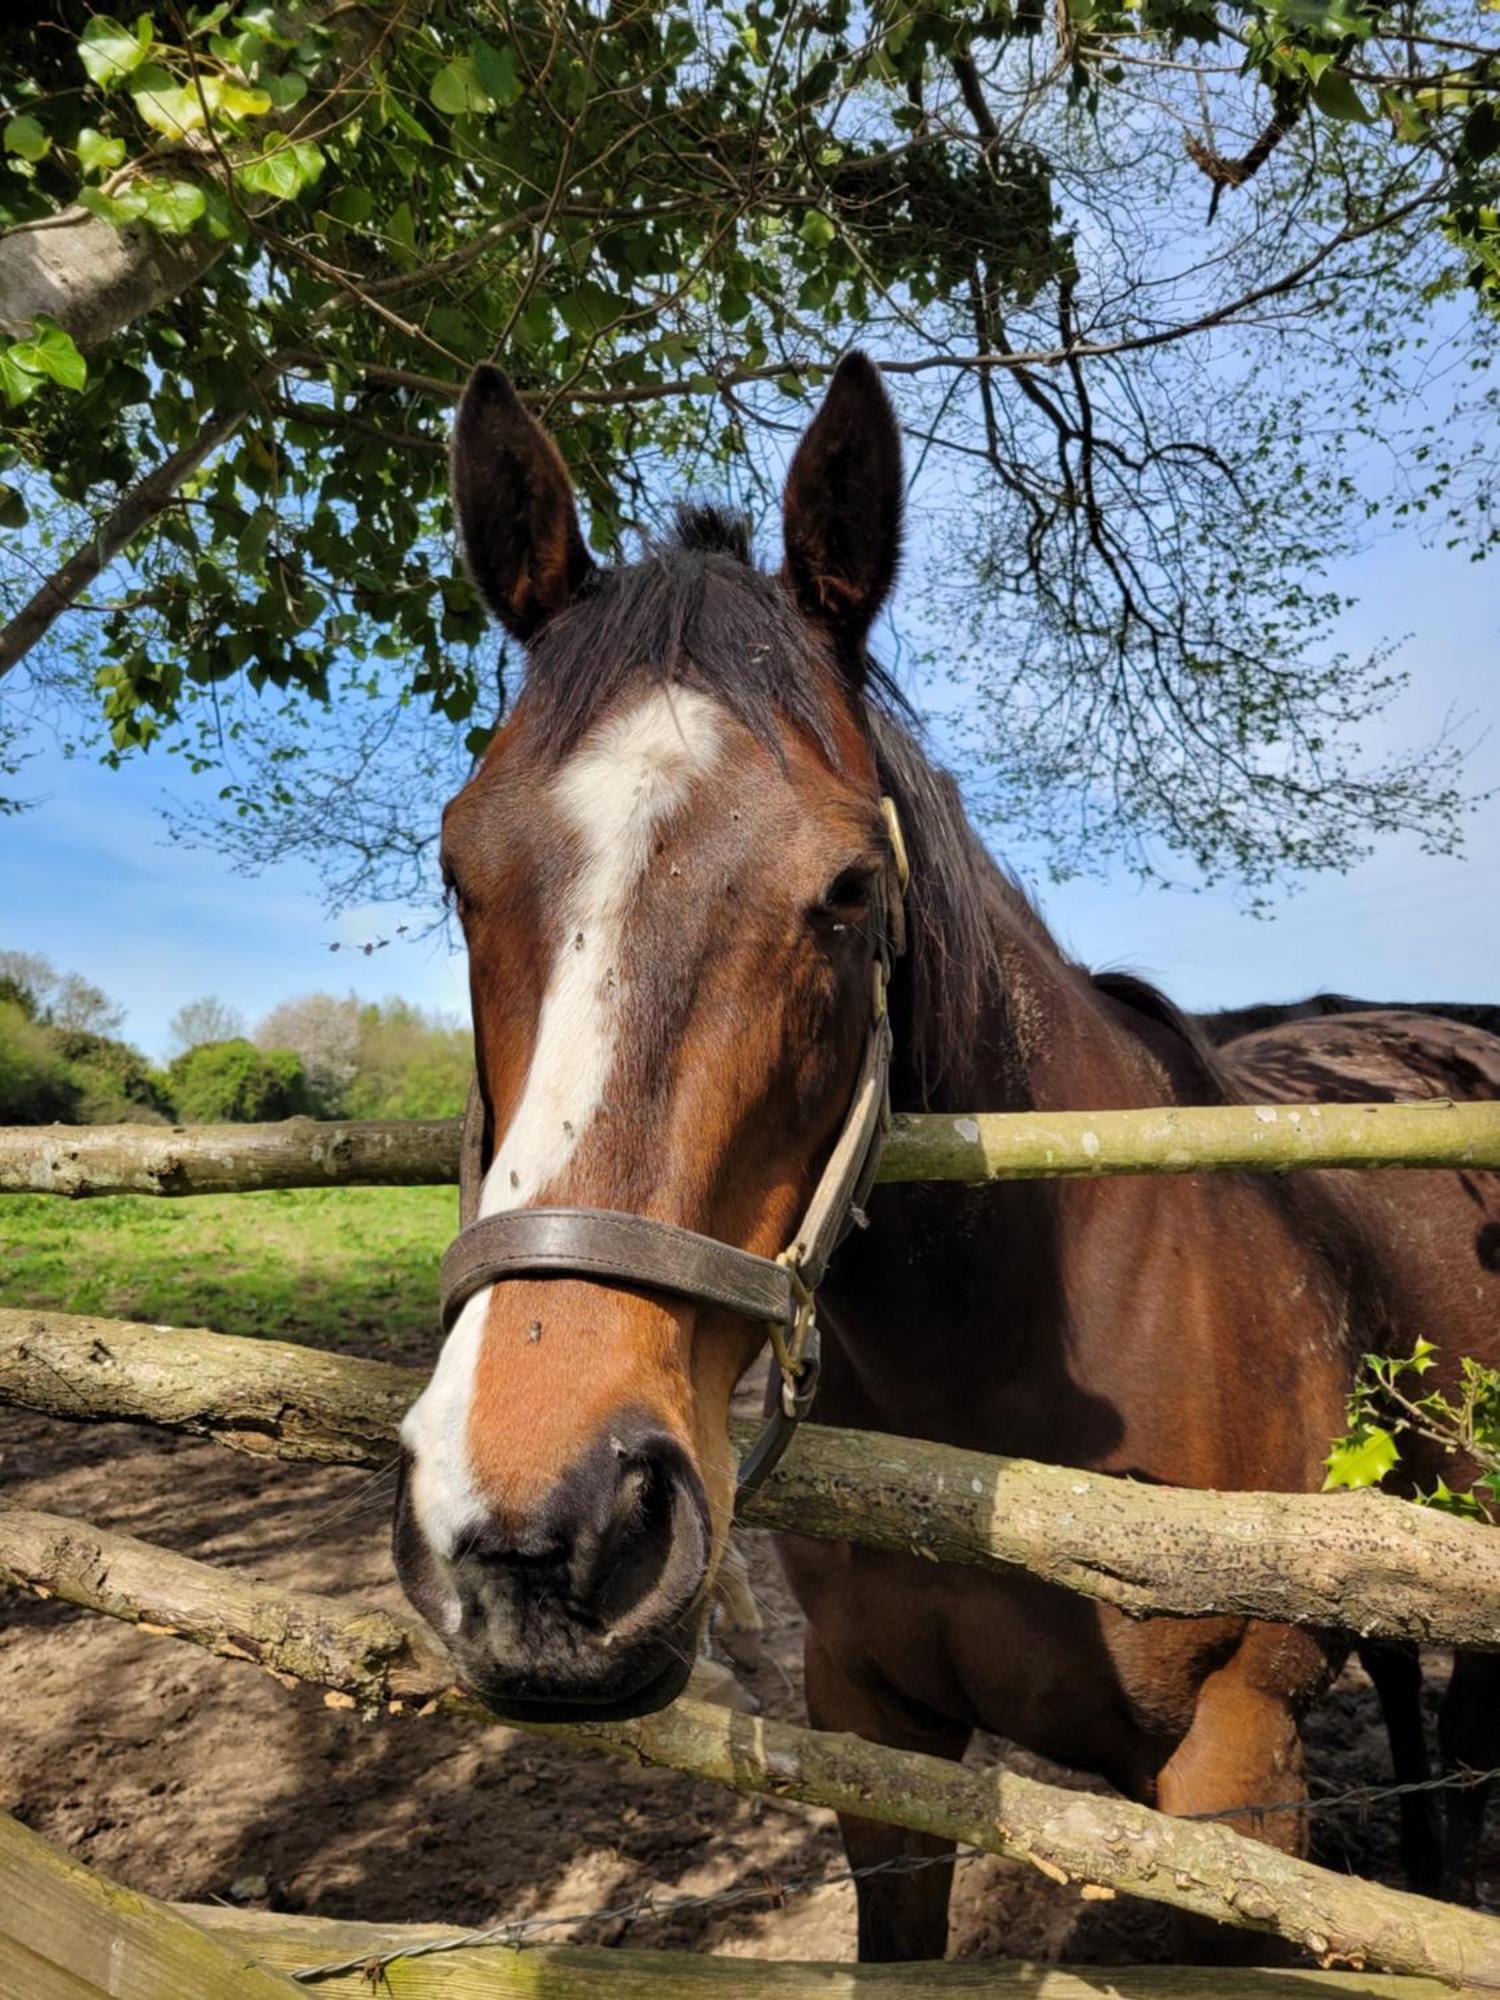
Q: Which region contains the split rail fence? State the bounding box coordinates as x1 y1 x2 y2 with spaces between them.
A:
3 1096 1500 1996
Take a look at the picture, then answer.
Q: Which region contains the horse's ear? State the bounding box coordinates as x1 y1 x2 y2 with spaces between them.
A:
452 364 594 642
781 351 902 667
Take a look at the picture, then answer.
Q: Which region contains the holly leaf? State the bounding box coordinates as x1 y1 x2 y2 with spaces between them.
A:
1323 1425 1400 1491
1312 71 1374 123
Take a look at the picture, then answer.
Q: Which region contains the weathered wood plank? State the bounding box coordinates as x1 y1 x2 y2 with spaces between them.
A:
4 1508 1500 1992
5 1307 1500 1649
0 1810 302 1998
1 1098 1497 1198
184 1905 1478 1997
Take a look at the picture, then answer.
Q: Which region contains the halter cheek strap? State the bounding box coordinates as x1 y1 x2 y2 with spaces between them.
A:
443 797 909 1496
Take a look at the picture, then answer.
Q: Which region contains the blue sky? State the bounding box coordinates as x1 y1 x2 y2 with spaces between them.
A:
4 446 1496 1063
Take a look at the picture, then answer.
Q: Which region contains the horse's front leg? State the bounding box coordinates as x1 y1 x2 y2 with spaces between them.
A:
803 1629 971 1962
1153 1629 1323 1961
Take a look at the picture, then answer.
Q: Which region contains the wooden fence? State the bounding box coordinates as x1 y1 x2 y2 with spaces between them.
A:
3 1098 1500 1992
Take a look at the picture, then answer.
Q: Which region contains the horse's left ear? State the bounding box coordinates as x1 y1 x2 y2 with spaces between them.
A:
781 352 903 669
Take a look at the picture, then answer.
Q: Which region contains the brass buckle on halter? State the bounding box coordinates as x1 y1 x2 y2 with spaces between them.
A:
770 1250 820 1420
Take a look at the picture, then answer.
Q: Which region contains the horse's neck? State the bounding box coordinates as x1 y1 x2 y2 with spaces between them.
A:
897 890 1164 1119
823 895 1182 1441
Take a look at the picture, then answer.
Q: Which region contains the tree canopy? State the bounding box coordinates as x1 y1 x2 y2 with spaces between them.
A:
1 0 1496 903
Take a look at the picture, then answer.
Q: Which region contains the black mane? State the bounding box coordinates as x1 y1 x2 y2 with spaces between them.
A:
508 511 1222 1105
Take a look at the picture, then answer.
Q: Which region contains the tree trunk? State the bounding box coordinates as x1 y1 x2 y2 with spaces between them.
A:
0 1 400 350
1 1097 1497 1197
4 1308 1500 1648
0 395 263 680
2 1506 1499 1988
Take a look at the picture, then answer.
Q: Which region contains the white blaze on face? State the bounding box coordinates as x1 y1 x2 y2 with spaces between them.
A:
400 687 725 1559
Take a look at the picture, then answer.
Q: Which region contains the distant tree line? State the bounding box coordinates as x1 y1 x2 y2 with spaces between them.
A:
0 952 471 1125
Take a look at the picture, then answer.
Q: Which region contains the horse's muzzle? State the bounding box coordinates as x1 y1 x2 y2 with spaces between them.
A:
393 1417 711 1721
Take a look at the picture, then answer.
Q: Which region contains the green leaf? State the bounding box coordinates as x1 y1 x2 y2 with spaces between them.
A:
0 350 41 408
430 57 494 116
131 65 222 137
78 183 150 225
327 184 373 224
4 115 51 163
799 209 836 248
137 178 207 233
235 138 324 200
76 126 127 176
0 480 28 529
471 40 521 107
7 317 88 393
260 72 308 111
78 13 154 88
1311 71 1373 124
1323 1425 1400 1491
219 82 272 120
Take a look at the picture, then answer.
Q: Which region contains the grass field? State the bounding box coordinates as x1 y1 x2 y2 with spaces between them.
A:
0 1186 455 1359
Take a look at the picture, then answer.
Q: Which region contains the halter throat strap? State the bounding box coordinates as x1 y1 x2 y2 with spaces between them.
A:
443 796 908 1495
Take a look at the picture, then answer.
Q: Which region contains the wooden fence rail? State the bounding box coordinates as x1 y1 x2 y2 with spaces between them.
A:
5 1306 1500 1649
2 1097 1499 1198
4 1505 1500 1991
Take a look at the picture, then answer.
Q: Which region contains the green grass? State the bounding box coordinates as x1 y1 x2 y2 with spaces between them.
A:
0 1186 455 1359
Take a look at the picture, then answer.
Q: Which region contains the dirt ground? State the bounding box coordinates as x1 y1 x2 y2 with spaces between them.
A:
0 1373 1485 1966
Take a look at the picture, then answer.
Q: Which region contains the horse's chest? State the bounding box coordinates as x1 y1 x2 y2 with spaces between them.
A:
779 1535 1232 1784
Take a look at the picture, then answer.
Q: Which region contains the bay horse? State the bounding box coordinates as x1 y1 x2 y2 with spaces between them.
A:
395 353 1500 1955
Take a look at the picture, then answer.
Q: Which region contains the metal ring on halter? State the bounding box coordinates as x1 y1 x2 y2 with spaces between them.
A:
444 797 909 1498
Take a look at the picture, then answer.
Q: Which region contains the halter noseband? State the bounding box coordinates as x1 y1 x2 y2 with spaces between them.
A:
442 797 910 1497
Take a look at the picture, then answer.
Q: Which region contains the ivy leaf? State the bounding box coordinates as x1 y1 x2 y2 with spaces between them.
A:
471 40 521 108
0 480 28 528
1323 1425 1400 1491
78 183 150 225
0 349 42 408
236 139 325 201
132 65 221 137
78 13 154 88
260 72 308 111
76 126 127 176
7 317 89 393
137 179 207 233
430 58 495 116
799 209 836 248
4 116 51 163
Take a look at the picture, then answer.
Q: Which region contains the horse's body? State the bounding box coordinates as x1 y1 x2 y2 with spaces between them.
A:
398 353 1500 1959
785 942 1500 1950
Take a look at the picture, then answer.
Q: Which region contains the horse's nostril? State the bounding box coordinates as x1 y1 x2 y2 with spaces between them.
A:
446 1420 710 1649
579 1442 703 1634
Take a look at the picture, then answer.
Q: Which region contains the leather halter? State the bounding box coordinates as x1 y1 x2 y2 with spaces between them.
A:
443 798 910 1496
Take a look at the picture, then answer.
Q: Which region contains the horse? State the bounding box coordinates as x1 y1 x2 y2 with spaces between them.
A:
393 353 1500 1956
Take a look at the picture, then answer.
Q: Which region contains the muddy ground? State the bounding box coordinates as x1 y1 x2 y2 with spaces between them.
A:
0 1377 1484 1966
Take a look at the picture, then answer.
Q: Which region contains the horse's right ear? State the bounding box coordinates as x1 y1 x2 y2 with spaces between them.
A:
451 365 594 642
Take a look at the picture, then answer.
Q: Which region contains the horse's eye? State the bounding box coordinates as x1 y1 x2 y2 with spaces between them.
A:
820 866 876 915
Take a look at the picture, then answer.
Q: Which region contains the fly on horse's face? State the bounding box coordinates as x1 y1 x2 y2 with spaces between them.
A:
394 354 905 1719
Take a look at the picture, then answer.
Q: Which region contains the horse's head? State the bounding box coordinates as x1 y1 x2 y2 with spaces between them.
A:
394 354 905 1719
